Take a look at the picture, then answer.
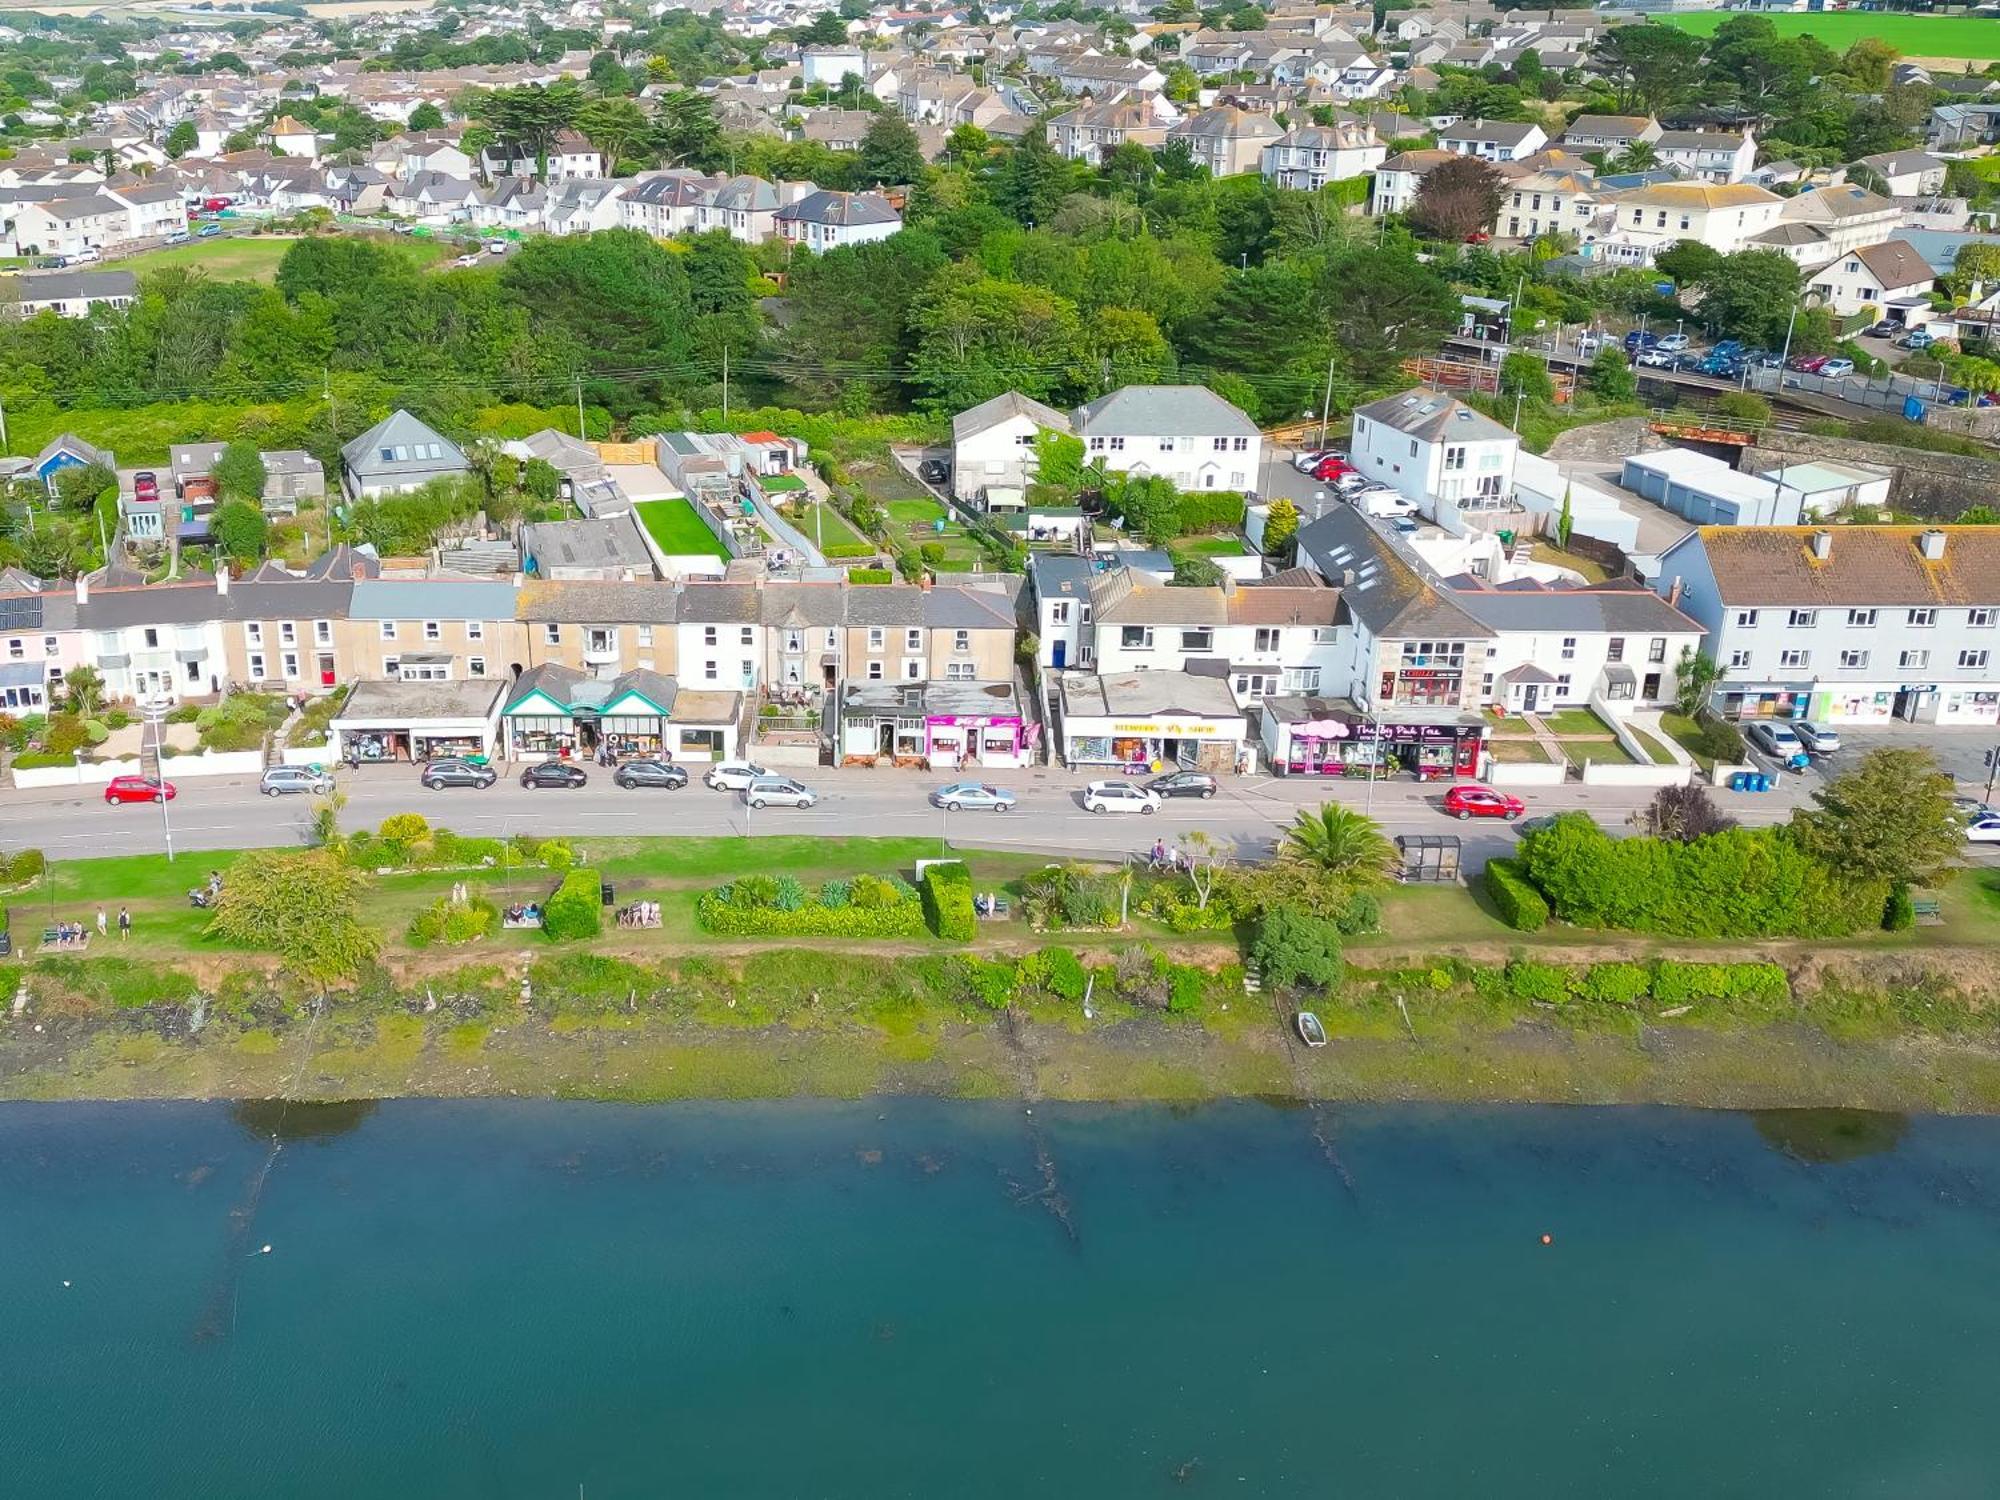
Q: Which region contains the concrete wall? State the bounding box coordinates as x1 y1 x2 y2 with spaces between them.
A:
14 748 266 788
1742 432 2000 520
1579 760 1691 787
1485 759 1567 786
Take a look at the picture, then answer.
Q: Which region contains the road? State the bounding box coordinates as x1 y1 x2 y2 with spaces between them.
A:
0 761 1814 871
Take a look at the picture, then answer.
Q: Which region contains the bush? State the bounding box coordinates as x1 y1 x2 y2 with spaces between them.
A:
1250 905 1344 992
849 567 894 584
1713 390 1771 425
1651 960 1790 1008
772 874 807 911
4 848 46 885
1484 857 1549 931
378 812 430 843
541 869 604 942
1019 945 1089 1002
920 861 977 941
821 542 876 559
537 839 576 872
1884 885 1915 932
1505 960 1575 1004
10 750 77 769
407 894 499 947
1579 962 1651 1006
1166 964 1205 1015
961 957 1016 1009
1173 490 1247 535
1332 888 1381 936
696 872 926 937
1697 716 1746 766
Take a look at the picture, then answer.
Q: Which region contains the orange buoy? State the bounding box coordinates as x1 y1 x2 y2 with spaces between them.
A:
1540 1234 1553 1246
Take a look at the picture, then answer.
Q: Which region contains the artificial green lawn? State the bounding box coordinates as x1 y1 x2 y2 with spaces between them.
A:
1656 11 2000 60
635 498 729 560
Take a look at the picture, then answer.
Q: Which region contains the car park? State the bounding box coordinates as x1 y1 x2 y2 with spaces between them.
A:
420 757 497 790
1966 815 2000 844
1744 721 1806 761
1442 784 1524 820
1818 357 1855 379
1790 721 1840 755
1082 780 1162 814
704 760 770 791
745 775 816 809
613 759 689 790
521 760 588 789
930 781 1016 811
104 774 174 805
1145 770 1217 800
259 766 333 796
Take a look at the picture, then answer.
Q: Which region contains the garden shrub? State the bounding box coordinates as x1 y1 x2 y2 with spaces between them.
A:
1250 905 1344 992
1022 863 1120 928
822 541 876 560
820 878 852 908
541 869 604 942
1166 965 1205 1015
1505 960 1575 1004
4 848 46 884
1173 490 1247 535
849 567 894 584
1651 960 1790 1008
1138 877 1236 932
1883 885 1915 932
1332 888 1381 936
407 895 499 948
82 719 108 745
920 861 976 942
379 812 430 843
370 838 411 870
1484 857 1549 932
537 839 576 872
1516 815 1883 938
1579 962 1651 1006
9 751 75 770
961 957 1016 1009
1697 716 1746 766
772 874 807 912
697 873 925 937
1019 946 1089 1002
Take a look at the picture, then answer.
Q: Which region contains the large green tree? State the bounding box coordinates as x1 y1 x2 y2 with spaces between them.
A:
907 273 1088 412
206 849 379 985
1792 748 1961 891
856 111 926 187
1695 249 1802 349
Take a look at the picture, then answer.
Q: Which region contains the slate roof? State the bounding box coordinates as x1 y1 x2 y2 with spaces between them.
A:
3 269 137 303
341 409 467 480
516 580 680 623
347 578 518 620
1071 384 1258 439
1354 390 1513 445
774 188 901 226
1295 504 1490 641
1677 526 2000 607
952 390 1071 442
1446 579 1703 636
521 516 654 574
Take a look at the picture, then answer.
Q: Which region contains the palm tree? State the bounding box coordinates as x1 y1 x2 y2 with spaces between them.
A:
63 664 107 718
1280 804 1394 885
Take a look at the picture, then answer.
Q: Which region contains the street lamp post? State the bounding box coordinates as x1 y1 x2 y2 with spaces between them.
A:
140 698 175 863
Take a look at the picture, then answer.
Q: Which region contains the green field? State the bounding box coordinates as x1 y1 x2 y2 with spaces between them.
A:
1655 11 2000 62
635 498 730 559
113 234 450 284
789 499 869 550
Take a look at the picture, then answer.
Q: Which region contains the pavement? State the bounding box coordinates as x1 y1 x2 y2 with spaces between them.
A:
0 758 1816 871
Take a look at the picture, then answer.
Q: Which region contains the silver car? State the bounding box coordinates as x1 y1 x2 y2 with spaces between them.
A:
259 765 333 796
931 781 1016 811
745 775 817 809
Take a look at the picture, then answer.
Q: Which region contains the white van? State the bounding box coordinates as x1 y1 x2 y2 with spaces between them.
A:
1352 486 1417 519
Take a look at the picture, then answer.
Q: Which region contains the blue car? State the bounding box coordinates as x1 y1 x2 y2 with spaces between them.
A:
1711 339 1744 358
1623 330 1661 353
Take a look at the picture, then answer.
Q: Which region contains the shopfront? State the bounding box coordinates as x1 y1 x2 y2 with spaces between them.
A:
1716 682 1811 721
503 663 677 761
330 678 506 763
1056 671 1246 773
1262 697 1485 781
838 681 1031 769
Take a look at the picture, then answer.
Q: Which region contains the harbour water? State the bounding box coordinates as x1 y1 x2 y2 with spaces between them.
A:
4 1098 1998 1498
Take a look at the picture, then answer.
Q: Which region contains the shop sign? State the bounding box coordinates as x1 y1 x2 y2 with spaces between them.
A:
1108 721 1222 735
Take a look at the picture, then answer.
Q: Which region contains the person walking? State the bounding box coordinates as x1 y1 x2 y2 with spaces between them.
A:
118 907 131 942
96 906 108 939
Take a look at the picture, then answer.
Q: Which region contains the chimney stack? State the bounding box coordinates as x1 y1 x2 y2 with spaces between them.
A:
216 566 229 595
75 573 89 605
1809 530 1833 561
1919 528 1948 561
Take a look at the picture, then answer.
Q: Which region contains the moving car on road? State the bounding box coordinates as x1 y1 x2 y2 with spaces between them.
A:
704 760 771 791
1081 780 1162 815
105 774 175 805
420 758 497 791
1442 784 1524 821
1790 721 1840 755
521 761 588 789
613 759 689 790
745 776 816 809
931 782 1016 811
259 766 332 796
1145 770 1217 800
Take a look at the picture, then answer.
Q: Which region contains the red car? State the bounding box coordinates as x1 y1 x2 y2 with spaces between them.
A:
1788 354 1831 374
104 775 175 805
1312 455 1358 483
1443 784 1524 821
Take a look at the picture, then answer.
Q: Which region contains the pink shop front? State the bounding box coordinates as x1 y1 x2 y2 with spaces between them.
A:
837 680 1033 768
1260 696 1486 782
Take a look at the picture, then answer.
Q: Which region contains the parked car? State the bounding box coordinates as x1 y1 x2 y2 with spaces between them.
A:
163 231 191 245
1655 332 1691 353
421 757 497 790
196 223 222 238
1312 455 1360 484
745 775 816 809
931 781 1016 811
1863 320 1899 338
1965 814 2000 844
133 470 159 503
1790 721 1841 755
1145 770 1217 800
1788 354 1831 374
1818 357 1855 379
1954 796 1995 823
1623 330 1660 353
1352 486 1416 518
917 458 950 486
259 766 332 796
1710 339 1745 359
704 760 770 791
1899 328 1936 350
1292 449 1337 473
1390 515 1420 535
613 759 689 790
63 246 100 265
1081 780 1162 814
1744 721 1806 760
104 774 174 805
1442 784 1524 821
1573 333 1604 356
1636 349 1676 369
520 760 587 789
1752 350 1785 369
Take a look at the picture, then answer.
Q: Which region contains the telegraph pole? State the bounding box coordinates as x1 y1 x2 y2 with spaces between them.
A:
1316 357 1335 448
722 344 730 421
574 375 586 438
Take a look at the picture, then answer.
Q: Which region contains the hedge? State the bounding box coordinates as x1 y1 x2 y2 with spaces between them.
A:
11 751 76 769
920 861 976 942
1173 490 1247 535
1477 958 1790 1007
541 869 603 942
1483 857 1548 931
1516 814 1884 938
821 542 877 559
848 567 894 584
697 873 926 938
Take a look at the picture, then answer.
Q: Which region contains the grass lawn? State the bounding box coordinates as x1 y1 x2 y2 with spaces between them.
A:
1659 710 1716 773
1542 708 1613 737
1485 715 1535 738
1175 535 1250 559
115 234 447 285
1627 725 1677 766
1656 11 2000 61
1530 542 1611 585
886 496 948 528
791 502 869 551
1561 737 1635 767
1488 739 1554 764
635 498 728 560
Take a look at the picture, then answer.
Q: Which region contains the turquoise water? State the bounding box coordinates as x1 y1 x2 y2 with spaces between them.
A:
4 1099 1999 1498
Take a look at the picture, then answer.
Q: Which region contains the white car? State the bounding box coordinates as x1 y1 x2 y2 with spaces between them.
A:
1081 780 1162 815
453 252 482 267
1965 814 2000 843
744 775 816 809
704 760 771 791
485 240 508 255
1791 721 1840 755
1655 332 1690 353
1293 449 1340 473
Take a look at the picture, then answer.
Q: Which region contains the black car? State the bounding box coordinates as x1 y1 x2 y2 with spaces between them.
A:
614 759 689 790
1145 770 1218 800
421 757 497 791
918 458 950 486
521 760 588 789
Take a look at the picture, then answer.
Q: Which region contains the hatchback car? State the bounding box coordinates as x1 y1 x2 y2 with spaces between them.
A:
259 766 332 797
1788 353 1831 374
420 758 497 791
1145 770 1217 800
1864 320 1899 338
1293 448 1341 474
745 776 816 809
1655 332 1691 353
1818 357 1855 379
104 774 174 805
1312 455 1359 484
1744 721 1806 760
704 759 771 791
931 781 1016 811
918 458 950 486
1790 721 1840 755
521 760 587 789
613 759 689 790
1623 330 1660 353
1900 328 1936 350
1081 780 1162 815
1635 349 1676 369
1442 784 1524 821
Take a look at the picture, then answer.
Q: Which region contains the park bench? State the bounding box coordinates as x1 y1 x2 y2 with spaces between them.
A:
39 928 89 952
1912 896 1943 925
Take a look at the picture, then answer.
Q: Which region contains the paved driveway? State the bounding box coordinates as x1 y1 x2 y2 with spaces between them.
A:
1820 723 2000 790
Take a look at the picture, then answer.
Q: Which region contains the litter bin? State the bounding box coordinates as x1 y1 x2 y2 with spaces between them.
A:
600 882 615 907
1729 771 1749 792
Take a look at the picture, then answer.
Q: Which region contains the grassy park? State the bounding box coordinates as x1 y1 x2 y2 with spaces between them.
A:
113 234 450 284
1656 11 2000 62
